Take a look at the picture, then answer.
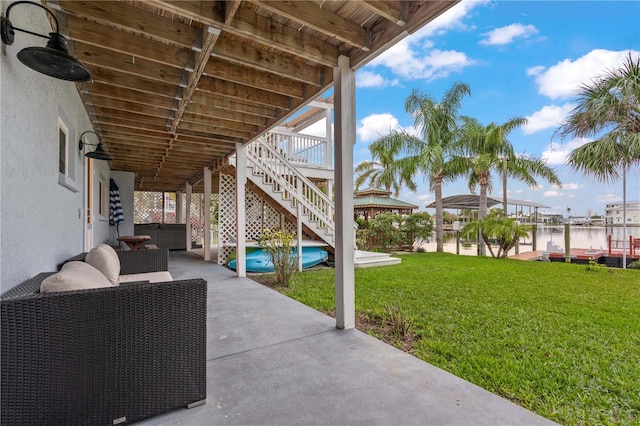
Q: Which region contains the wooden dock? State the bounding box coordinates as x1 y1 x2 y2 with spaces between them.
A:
510 248 639 267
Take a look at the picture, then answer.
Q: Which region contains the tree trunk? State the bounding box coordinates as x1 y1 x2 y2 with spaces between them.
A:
434 177 444 252
478 181 488 256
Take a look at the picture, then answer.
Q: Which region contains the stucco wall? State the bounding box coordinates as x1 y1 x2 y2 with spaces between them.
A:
0 4 110 290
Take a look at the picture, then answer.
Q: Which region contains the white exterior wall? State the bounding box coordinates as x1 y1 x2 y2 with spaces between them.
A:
605 202 640 224
0 4 109 290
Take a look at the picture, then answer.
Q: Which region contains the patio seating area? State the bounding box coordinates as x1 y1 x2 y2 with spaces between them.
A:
142 251 555 425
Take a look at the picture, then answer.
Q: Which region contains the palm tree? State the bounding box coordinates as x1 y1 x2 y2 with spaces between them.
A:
354 133 417 197
457 116 562 255
556 53 640 268
380 82 471 252
461 215 531 258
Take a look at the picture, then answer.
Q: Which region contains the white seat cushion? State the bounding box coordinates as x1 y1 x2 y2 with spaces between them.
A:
41 261 114 293
85 244 121 285
119 271 173 283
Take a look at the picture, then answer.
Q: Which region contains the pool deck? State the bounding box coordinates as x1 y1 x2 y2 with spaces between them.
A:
139 250 556 425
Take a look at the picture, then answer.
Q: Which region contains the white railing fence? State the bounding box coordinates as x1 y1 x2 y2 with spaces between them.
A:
264 129 332 169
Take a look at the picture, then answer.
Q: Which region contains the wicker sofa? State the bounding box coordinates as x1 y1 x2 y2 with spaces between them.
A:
134 223 187 250
1 249 207 425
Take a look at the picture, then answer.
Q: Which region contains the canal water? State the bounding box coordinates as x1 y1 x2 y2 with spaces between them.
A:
423 225 640 256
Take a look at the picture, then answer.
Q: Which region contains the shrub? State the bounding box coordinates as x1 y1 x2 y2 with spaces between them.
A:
258 228 298 287
628 260 640 270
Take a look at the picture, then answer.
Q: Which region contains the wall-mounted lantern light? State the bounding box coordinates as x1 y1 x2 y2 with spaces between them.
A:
79 131 112 161
1 1 91 82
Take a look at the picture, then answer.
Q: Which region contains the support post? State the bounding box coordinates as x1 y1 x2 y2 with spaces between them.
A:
185 183 192 251
204 167 212 262
564 223 571 263
334 55 355 330
235 142 247 277
175 191 183 223
297 203 303 272
325 107 333 168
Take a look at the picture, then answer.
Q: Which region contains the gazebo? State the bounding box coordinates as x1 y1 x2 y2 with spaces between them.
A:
425 194 550 220
354 188 418 220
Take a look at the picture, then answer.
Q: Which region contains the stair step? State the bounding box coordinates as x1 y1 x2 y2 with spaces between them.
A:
354 250 401 268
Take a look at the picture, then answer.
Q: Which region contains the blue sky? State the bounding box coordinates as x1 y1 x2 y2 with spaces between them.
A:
305 0 640 218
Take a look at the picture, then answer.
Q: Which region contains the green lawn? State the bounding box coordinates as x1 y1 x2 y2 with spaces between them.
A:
282 253 640 425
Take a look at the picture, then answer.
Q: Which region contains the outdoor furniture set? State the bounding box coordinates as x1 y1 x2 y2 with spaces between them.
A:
1 245 207 424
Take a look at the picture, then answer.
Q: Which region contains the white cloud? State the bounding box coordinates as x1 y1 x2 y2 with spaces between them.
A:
415 0 489 38
522 103 575 135
526 65 545 76
356 113 400 144
553 183 581 190
367 1 488 81
541 137 591 165
370 40 476 81
356 71 398 88
416 193 433 204
479 23 538 46
544 190 561 197
528 49 640 99
596 193 622 203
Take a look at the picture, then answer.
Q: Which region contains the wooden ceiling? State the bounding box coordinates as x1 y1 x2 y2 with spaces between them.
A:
49 0 457 191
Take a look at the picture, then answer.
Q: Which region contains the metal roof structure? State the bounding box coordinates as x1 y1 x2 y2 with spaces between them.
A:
425 195 550 210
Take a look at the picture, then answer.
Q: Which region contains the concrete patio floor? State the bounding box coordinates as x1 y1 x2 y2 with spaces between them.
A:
141 250 555 425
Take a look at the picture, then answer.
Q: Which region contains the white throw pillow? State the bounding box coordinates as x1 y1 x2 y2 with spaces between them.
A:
85 244 121 285
41 261 113 293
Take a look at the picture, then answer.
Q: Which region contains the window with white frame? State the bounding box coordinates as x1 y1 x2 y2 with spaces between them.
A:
58 119 69 176
57 117 79 192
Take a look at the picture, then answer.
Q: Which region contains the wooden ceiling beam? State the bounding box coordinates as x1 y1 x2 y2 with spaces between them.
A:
355 0 408 26
177 128 246 144
59 1 196 49
253 1 371 51
64 15 189 69
197 76 291 109
204 60 305 99
89 97 172 120
212 37 326 86
145 0 338 67
74 42 184 85
183 106 266 127
226 6 338 67
86 84 174 108
188 92 280 119
177 121 253 140
86 67 178 98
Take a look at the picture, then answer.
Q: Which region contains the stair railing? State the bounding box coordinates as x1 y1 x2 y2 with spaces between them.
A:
246 137 335 241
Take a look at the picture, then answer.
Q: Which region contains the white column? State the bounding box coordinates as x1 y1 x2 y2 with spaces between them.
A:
235 142 247 277
326 106 334 219
204 167 212 262
185 183 192 251
297 203 303 272
333 55 355 330
176 191 183 223
325 107 333 168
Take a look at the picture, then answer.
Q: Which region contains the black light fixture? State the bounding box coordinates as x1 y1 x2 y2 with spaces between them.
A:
79 131 113 161
1 1 91 82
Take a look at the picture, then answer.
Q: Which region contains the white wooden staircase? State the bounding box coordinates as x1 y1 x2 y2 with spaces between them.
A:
230 132 400 267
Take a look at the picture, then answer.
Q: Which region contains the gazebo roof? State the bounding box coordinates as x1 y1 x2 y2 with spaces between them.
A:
354 195 418 209
425 195 550 210
355 188 393 197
